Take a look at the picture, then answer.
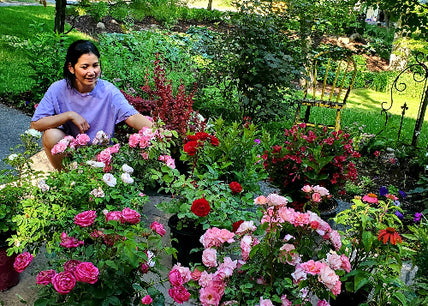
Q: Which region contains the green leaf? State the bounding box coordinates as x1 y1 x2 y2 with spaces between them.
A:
354 272 370 292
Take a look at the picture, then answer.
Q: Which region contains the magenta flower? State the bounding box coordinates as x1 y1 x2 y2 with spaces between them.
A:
13 252 34 273
74 210 96 227
36 269 56 285
51 271 76 294
74 262 99 284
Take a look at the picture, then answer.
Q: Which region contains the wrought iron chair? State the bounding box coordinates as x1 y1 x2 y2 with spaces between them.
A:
294 50 357 131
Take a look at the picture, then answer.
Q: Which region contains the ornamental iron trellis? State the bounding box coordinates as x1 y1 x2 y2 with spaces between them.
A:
378 52 428 147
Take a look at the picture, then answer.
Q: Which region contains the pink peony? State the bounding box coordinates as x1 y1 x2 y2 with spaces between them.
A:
63 260 81 273
121 207 141 224
141 295 153 304
36 269 56 285
168 285 191 304
75 134 90 146
202 248 218 268
105 211 123 222
74 210 96 227
13 252 34 273
150 221 166 237
74 262 99 284
51 271 76 294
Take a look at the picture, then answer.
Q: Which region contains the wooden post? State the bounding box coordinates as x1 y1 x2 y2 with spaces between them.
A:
412 84 428 146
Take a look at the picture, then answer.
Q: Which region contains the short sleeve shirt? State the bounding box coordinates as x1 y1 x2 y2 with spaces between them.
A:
31 79 137 140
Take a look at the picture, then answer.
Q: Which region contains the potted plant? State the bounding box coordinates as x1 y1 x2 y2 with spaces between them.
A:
263 123 360 212
0 129 42 291
333 188 408 305
165 192 350 305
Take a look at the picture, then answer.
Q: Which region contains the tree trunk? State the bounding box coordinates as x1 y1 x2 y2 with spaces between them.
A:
389 17 410 71
54 0 67 33
207 0 213 11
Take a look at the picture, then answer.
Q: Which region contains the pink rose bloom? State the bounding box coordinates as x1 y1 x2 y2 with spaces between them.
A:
202 248 218 268
254 195 268 205
74 210 96 227
92 130 109 145
266 193 288 206
217 257 237 277
327 252 342 270
75 134 90 146
240 235 253 261
97 148 112 164
318 265 339 290
329 230 342 250
60 232 84 248
52 271 76 294
64 260 81 273
312 185 330 197
235 221 257 235
74 262 99 284
191 268 202 281
258 297 274 306
278 207 296 224
13 252 34 273
158 154 176 169
279 243 301 265
291 265 307 284
129 133 141 148
139 136 151 149
171 264 191 283
150 221 166 237
200 286 222 306
301 185 312 193
200 227 235 249
108 143 120 154
300 260 325 275
291 212 310 227
315 219 331 236
121 207 141 224
281 295 292 306
139 126 155 138
312 192 321 203
331 279 342 296
168 285 191 304
141 295 153 304
105 211 123 222
340 254 351 273
169 269 183 286
36 269 56 285
317 299 330 306
198 271 213 287
51 141 68 155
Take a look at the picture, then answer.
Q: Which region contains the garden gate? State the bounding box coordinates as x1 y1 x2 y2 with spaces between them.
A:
378 52 428 147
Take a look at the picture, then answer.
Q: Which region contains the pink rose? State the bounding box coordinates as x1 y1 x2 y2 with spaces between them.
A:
75 134 90 146
318 265 339 290
64 260 81 273
51 271 76 294
254 195 268 205
311 192 321 203
108 143 120 154
74 210 96 227
168 285 191 304
74 262 99 284
317 299 330 306
121 207 141 224
105 211 123 222
301 185 312 193
300 260 325 275
97 148 112 164
291 265 307 284
202 248 218 268
150 221 166 237
340 254 351 273
169 269 183 286
141 295 153 304
200 286 222 305
258 297 274 306
51 141 68 155
13 252 33 273
36 269 56 285
129 133 141 148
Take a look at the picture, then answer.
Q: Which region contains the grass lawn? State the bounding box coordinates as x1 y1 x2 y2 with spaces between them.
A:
0 5 90 94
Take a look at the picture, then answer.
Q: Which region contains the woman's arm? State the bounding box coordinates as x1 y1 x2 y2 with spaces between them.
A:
125 113 153 131
30 111 90 134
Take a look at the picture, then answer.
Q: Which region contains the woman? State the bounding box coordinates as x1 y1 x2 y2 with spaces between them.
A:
31 40 153 169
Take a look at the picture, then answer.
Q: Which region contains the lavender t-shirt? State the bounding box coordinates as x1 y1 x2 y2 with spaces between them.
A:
31 79 137 140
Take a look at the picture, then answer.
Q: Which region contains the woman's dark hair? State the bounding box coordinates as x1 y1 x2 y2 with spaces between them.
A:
63 40 101 88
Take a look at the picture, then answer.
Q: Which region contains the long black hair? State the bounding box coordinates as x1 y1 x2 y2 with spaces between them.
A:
63 40 101 88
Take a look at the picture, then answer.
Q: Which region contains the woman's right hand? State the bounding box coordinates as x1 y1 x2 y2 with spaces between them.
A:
68 111 90 134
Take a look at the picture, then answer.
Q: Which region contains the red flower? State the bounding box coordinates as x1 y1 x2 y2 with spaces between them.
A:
191 198 211 217
183 140 199 156
378 227 402 245
232 220 244 232
209 135 219 146
195 132 210 141
229 181 243 194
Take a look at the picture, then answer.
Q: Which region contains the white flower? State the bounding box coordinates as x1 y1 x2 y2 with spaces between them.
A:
121 172 134 184
24 129 41 138
103 173 117 187
121 164 134 174
86 160 105 168
147 250 155 267
90 187 105 198
37 179 50 192
8 153 18 161
92 130 110 145
312 185 330 197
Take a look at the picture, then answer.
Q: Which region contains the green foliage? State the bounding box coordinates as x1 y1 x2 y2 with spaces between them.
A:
86 1 110 22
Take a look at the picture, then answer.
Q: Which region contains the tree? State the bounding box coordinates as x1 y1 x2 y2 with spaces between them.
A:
54 0 67 33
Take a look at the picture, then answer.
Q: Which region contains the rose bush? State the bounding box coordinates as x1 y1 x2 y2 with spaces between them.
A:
263 123 360 211
165 192 350 305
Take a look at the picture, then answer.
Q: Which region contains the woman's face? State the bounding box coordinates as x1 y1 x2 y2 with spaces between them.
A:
68 52 101 93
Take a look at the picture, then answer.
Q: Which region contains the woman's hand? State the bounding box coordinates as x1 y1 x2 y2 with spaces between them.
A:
68 111 90 134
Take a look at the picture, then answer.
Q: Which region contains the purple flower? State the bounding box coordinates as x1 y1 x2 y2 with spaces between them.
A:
414 212 422 223
399 190 407 199
254 139 261 145
379 186 388 196
394 211 404 220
